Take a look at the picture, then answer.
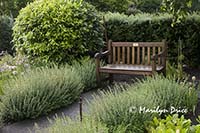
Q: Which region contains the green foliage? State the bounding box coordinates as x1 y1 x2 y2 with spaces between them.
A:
0 15 14 54
0 0 34 17
35 116 109 133
191 0 200 11
147 114 192 133
166 62 188 80
134 0 162 13
0 65 83 123
104 12 200 67
13 0 103 64
161 0 192 25
89 76 198 132
85 0 131 13
147 114 200 133
72 58 97 91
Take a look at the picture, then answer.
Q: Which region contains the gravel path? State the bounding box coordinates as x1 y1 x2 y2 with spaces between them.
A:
0 89 99 133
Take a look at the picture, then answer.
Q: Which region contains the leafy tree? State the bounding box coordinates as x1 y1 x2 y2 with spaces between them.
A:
161 0 193 26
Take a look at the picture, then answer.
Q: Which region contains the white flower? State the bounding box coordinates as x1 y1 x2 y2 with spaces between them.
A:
192 76 196 81
12 71 17 75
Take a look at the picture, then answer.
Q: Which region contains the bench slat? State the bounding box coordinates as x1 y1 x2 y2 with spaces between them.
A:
147 47 150 65
132 47 135 64
113 47 116 64
137 47 140 64
127 47 130 64
117 47 120 64
122 47 125 64
142 47 145 65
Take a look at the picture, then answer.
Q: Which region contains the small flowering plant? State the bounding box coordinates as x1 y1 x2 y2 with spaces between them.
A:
0 52 31 95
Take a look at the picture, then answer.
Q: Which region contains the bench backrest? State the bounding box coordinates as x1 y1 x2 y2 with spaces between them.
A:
108 40 167 66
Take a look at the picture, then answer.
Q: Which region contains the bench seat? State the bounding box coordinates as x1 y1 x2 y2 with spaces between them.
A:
100 64 164 75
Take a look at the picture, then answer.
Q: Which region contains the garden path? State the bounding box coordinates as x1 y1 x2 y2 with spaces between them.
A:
0 89 99 133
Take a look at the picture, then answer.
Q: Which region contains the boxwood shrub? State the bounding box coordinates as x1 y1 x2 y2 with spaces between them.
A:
89 76 198 132
104 12 200 67
0 65 83 123
13 0 103 64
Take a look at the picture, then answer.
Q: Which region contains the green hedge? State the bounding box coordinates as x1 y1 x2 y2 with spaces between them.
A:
89 76 198 132
13 0 103 64
0 15 14 54
104 12 200 67
0 65 83 123
85 0 131 13
0 0 34 17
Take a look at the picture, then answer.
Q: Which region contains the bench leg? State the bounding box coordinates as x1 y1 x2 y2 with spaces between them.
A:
163 67 166 77
109 74 113 84
96 69 100 85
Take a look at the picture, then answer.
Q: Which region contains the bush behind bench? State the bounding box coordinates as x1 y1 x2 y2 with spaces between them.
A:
104 12 200 67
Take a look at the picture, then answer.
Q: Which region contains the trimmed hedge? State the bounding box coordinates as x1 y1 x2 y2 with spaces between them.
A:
85 0 131 13
89 76 198 132
13 0 103 64
0 65 83 123
104 12 200 67
0 15 14 54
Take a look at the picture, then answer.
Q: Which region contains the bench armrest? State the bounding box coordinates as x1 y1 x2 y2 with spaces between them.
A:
94 50 110 59
151 49 167 60
151 49 167 73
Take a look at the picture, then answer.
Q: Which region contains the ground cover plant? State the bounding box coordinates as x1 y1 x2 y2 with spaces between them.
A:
13 0 103 64
89 76 198 132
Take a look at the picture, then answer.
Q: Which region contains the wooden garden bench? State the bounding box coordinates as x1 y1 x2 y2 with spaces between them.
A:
95 40 167 83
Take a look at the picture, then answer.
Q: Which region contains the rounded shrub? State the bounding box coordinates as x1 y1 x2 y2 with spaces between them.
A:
89 76 198 132
0 65 83 123
13 0 103 64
